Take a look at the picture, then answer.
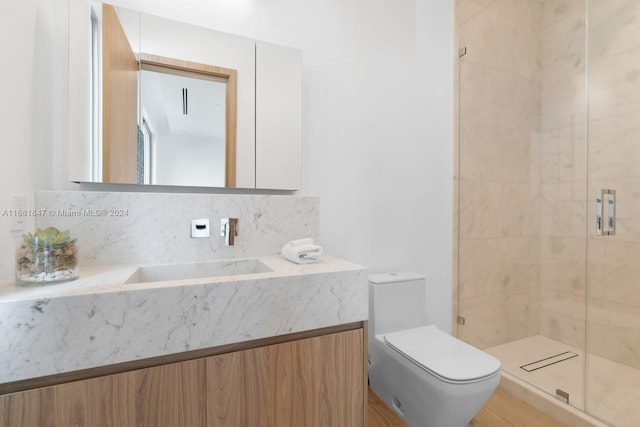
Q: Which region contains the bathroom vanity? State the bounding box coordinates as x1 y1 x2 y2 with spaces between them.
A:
0 255 368 427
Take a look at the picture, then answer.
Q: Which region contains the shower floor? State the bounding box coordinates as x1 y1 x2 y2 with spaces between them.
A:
486 335 640 427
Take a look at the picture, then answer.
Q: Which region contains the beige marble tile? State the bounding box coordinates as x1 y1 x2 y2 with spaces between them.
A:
459 181 540 238
528 278 540 337
585 353 640 426
456 0 494 26
460 6 541 80
540 68 586 132
589 45 640 122
501 375 608 427
543 0 585 30
529 128 542 185
540 2 586 134
496 348 610 426
541 57 585 98
539 237 586 296
588 246 640 369
488 0 544 34
539 290 586 348
540 236 586 263
540 182 587 238
487 335 584 408
456 0 543 357
541 3 585 72
587 300 640 369
540 262 585 294
588 114 640 182
539 126 587 184
460 61 540 130
459 237 538 299
459 119 535 183
588 240 640 308
589 0 640 61
458 290 531 349
488 335 640 427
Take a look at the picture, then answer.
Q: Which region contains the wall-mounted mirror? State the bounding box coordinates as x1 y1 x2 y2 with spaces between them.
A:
138 57 235 187
69 0 302 190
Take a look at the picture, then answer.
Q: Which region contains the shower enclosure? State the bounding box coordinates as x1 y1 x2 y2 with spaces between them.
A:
455 1 640 426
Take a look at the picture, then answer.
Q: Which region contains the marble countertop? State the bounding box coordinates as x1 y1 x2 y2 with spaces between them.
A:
0 255 368 384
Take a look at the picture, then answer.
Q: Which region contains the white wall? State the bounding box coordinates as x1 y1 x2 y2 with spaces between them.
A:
0 0 453 330
0 0 67 279
153 133 226 187
415 0 454 331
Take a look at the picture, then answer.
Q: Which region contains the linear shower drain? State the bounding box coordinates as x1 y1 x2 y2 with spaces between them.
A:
520 351 579 372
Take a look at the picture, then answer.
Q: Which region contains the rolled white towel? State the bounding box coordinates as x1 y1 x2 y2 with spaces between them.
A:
281 238 324 264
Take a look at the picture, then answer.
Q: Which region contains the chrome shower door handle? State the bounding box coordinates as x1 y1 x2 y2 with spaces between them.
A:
599 189 616 236
596 196 602 235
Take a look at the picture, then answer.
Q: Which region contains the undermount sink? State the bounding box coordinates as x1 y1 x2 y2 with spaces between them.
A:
124 258 272 284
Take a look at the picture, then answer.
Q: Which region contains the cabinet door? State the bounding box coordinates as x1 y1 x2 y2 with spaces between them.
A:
0 387 55 426
0 358 206 427
207 329 365 427
255 41 303 190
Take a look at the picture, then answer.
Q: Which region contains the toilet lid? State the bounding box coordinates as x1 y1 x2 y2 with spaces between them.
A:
384 325 501 382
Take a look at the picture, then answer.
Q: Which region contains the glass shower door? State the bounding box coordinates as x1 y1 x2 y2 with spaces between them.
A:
585 1 640 425
455 0 589 414
456 1 640 424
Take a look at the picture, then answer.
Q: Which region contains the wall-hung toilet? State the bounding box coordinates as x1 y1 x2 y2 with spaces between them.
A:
368 272 501 427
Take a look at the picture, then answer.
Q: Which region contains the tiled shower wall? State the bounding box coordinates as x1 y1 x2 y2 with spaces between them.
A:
456 0 640 371
538 1 587 351
456 0 543 349
586 0 640 370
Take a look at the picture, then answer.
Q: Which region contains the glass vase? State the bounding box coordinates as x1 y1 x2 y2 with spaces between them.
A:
15 228 79 286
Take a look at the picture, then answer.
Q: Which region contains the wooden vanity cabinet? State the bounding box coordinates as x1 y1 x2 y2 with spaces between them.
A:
207 328 364 426
0 327 366 427
0 359 207 427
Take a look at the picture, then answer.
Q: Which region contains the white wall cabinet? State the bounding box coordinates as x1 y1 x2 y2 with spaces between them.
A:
256 42 303 190
68 3 303 190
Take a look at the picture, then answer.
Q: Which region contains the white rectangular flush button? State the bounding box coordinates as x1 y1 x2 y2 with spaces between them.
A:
191 218 210 238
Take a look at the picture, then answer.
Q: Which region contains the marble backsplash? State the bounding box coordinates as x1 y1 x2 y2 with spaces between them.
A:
33 190 319 266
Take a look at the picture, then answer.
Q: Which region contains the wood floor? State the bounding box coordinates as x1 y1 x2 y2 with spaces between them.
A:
368 386 568 427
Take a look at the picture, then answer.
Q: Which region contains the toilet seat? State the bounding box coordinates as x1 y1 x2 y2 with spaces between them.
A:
383 325 501 384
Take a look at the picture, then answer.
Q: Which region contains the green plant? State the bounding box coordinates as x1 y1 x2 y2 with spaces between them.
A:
22 227 76 249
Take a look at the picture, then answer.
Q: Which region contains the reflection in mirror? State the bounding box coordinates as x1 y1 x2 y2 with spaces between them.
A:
139 55 236 187
91 3 237 186
93 2 138 183
140 70 227 186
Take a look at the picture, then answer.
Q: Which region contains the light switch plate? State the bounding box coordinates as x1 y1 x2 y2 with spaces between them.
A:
10 194 26 231
191 218 210 238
